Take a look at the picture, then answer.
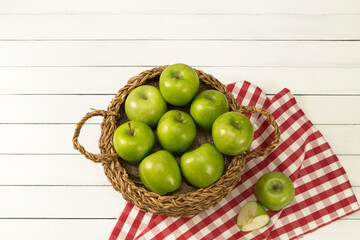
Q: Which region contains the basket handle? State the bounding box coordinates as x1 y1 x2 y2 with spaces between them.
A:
72 109 118 164
238 106 281 158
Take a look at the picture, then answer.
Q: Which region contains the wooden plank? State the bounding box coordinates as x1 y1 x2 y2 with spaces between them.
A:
0 124 102 154
0 95 113 123
0 155 358 186
0 186 125 218
0 186 357 219
1 15 359 40
316 125 360 155
303 220 360 239
1 95 360 124
0 124 358 155
1 67 360 95
294 96 360 125
0 219 115 240
0 155 110 185
0 0 359 14
340 155 360 187
1 41 359 67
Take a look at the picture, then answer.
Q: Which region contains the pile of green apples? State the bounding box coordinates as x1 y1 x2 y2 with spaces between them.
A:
112 63 254 196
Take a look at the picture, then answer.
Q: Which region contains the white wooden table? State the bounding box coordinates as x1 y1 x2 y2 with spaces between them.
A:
0 1 359 239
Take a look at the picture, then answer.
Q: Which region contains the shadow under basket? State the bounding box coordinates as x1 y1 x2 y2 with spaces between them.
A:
72 66 281 218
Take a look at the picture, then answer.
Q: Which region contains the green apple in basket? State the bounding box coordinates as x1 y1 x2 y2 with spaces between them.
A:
254 172 295 211
237 201 270 232
159 63 200 106
113 121 154 163
190 90 229 130
157 110 196 155
139 150 182 195
212 112 254 155
180 143 224 188
125 85 167 128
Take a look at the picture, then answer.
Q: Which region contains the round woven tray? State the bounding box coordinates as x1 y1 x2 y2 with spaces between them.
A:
72 66 281 218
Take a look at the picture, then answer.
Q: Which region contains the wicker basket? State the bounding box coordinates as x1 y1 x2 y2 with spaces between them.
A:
72 66 281 218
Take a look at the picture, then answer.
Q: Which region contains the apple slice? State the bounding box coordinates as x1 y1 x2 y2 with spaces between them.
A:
237 201 269 232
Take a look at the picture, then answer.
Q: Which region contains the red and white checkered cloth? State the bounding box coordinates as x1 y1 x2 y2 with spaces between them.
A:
109 81 359 240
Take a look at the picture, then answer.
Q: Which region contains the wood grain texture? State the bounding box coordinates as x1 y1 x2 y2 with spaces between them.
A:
0 155 109 185
297 220 360 240
1 15 359 40
0 186 126 218
0 219 115 240
1 0 359 14
1 41 359 67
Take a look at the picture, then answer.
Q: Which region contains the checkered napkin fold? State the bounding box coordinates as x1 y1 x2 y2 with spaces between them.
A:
109 81 359 240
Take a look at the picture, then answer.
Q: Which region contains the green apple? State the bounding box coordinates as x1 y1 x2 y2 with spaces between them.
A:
159 63 200 106
254 172 295 211
237 201 270 232
139 150 182 195
180 143 224 188
157 110 196 155
190 90 229 130
125 85 167 128
212 112 254 155
113 121 155 163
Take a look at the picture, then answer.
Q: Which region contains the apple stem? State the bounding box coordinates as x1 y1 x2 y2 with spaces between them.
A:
128 122 134 136
174 73 181 79
178 112 183 122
